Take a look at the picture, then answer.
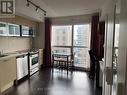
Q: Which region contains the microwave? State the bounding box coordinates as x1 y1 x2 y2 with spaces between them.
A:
20 25 33 37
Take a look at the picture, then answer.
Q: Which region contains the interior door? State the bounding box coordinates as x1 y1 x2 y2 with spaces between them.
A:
112 0 120 95
103 1 120 95
103 1 116 95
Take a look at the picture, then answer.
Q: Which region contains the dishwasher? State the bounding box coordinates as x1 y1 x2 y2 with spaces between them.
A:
16 54 28 80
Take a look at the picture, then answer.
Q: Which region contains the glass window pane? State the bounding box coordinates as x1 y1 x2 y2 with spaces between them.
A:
9 25 20 35
51 26 72 46
74 24 90 47
74 48 90 68
9 25 15 34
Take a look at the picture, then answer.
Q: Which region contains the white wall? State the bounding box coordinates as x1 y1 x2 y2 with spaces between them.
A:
16 0 44 22
32 22 45 49
51 14 92 25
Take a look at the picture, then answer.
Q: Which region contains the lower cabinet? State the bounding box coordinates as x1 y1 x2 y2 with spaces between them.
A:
0 57 16 92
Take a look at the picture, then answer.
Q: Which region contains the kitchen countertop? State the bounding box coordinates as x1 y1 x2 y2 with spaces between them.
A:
0 48 43 61
0 52 28 61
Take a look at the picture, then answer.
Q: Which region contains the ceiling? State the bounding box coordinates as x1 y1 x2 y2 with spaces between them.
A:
16 0 108 21
32 0 107 17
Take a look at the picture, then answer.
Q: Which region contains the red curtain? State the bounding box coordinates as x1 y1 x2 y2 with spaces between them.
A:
90 14 105 60
90 14 105 87
90 13 99 58
43 18 52 67
90 13 99 85
98 21 105 60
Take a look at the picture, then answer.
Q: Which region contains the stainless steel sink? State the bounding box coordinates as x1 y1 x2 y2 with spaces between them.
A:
0 54 8 57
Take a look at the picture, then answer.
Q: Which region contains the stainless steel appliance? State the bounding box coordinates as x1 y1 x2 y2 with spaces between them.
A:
28 51 39 75
16 54 28 80
21 25 32 37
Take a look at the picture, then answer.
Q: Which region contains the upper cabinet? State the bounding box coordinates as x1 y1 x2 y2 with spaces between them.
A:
0 22 8 36
8 23 20 37
0 22 37 37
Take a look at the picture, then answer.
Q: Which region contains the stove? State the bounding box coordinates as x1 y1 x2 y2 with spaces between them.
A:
28 50 39 75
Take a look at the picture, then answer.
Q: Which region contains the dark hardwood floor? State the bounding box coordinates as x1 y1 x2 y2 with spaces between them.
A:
3 68 101 95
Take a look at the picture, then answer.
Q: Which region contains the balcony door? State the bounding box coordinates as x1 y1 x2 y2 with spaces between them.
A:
51 24 91 69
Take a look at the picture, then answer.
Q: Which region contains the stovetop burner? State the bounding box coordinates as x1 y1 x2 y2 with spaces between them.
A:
28 50 39 55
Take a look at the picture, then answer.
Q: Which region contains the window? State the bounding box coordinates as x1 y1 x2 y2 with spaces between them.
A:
51 24 91 68
52 25 72 46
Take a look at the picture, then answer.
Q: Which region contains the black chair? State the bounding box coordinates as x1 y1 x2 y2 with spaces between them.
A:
89 50 100 87
89 50 96 77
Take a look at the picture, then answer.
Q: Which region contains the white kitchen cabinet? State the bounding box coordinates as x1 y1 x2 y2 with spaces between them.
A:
0 22 8 36
8 23 20 37
0 57 17 92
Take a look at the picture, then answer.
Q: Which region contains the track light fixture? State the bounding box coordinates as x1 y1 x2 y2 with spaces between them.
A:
26 2 29 7
35 6 39 12
26 0 46 16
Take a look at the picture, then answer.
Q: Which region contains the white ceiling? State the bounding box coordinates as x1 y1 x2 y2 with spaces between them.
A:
16 0 107 21
37 0 106 17
16 0 45 22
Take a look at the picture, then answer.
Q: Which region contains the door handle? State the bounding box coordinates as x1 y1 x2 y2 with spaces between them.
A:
105 67 113 85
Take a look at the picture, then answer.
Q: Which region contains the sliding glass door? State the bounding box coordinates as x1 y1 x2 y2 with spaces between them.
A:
51 24 91 69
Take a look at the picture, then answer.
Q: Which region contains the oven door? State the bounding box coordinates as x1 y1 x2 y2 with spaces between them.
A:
29 53 39 70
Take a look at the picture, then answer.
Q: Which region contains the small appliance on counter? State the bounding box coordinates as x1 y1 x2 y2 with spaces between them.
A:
28 50 39 76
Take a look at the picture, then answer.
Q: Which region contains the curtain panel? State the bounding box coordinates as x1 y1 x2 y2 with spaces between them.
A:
43 18 52 67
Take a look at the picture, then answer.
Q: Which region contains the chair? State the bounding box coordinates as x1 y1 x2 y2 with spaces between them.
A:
89 50 96 77
89 50 100 87
52 52 74 74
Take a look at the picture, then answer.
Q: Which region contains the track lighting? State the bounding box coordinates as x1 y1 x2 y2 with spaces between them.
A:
36 6 39 12
26 0 47 16
44 12 46 16
26 2 29 7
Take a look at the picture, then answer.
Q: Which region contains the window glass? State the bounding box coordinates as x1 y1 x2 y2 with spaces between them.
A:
52 26 72 46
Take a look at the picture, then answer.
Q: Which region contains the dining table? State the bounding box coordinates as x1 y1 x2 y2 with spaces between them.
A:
52 52 73 74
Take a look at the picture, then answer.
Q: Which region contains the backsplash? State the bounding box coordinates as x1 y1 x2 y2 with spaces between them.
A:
0 15 39 53
0 37 32 53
